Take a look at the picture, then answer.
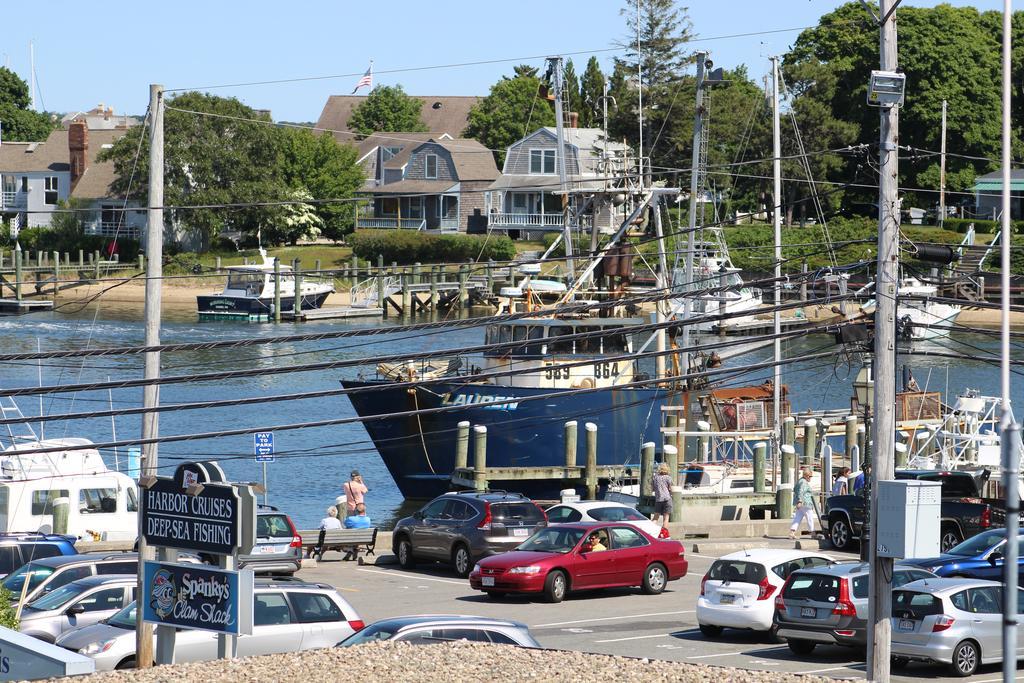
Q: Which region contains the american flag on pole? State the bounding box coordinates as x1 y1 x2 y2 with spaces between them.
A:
352 63 373 94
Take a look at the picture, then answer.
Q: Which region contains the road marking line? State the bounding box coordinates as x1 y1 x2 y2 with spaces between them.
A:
593 633 678 643
533 610 694 628
975 677 1024 683
355 568 465 585
798 664 865 674
687 647 788 660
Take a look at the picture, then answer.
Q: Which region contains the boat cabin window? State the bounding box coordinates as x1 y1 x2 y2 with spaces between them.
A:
548 326 574 354
226 272 264 294
80 488 118 514
31 490 69 516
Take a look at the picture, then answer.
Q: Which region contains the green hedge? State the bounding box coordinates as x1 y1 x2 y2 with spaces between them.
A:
12 227 139 256
944 217 1024 234
349 230 516 264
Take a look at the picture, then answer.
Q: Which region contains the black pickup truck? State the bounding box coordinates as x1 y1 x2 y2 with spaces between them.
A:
824 469 1005 553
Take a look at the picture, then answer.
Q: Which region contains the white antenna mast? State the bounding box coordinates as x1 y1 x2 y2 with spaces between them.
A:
28 41 35 111
636 0 644 187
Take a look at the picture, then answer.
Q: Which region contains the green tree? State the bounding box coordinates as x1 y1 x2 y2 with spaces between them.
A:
512 64 540 79
616 0 694 87
465 71 556 166
101 92 289 250
280 128 365 241
580 56 606 128
0 587 18 630
347 85 426 135
0 67 55 142
563 59 583 121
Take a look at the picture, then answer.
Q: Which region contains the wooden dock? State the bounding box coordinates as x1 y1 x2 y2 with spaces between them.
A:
282 306 383 321
0 298 54 314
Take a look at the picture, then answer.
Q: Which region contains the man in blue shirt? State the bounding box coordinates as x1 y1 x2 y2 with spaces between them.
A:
852 463 871 493
344 503 372 529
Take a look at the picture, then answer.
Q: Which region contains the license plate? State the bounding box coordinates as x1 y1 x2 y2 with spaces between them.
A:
899 619 915 631
512 528 529 537
800 606 816 618
719 594 736 605
482 576 495 587
259 544 285 554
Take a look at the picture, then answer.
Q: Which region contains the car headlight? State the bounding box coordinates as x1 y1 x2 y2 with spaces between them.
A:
508 565 542 575
472 564 481 574
80 639 116 655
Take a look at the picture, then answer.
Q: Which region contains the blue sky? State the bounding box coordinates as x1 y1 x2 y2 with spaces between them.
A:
1 0 1009 124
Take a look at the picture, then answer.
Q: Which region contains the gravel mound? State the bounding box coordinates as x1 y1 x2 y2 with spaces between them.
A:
56 642 839 683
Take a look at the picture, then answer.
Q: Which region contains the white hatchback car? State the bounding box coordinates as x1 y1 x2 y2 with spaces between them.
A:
545 501 668 538
697 549 834 637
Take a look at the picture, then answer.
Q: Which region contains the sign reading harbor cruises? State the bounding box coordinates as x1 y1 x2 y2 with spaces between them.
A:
141 462 242 555
143 561 254 636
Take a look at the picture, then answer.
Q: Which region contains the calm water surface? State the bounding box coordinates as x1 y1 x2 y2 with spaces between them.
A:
0 304 1021 529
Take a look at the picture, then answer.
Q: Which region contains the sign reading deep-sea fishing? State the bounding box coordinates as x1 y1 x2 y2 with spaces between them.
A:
141 462 244 555
142 561 254 636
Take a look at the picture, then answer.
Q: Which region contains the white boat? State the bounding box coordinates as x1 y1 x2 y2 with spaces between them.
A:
672 227 763 333
858 276 961 340
197 249 334 321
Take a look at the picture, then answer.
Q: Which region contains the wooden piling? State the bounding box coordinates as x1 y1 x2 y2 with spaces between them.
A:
640 442 656 498
697 420 711 462
754 442 767 493
584 422 598 499
665 444 680 522
473 425 488 492
802 418 818 468
14 249 23 301
458 264 469 309
564 421 578 468
845 415 858 466
778 444 796 519
454 421 470 471
273 258 282 323
93 251 101 281
800 261 808 302
895 442 908 468
377 271 386 318
51 250 59 300
429 268 439 310
292 260 303 318
663 413 678 450
401 269 411 316
78 249 84 268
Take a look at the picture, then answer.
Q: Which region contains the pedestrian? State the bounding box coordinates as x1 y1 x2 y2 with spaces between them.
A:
852 463 871 493
320 506 343 530
831 467 851 496
344 503 372 529
343 470 368 515
651 462 673 529
789 467 821 539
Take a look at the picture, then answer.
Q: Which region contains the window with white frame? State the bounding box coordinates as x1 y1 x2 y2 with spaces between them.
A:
530 149 556 174
44 177 58 205
425 154 438 179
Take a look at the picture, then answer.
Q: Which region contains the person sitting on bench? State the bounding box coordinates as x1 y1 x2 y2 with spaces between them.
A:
342 503 372 560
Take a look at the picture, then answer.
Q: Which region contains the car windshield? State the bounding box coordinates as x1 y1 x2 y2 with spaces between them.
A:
338 622 399 646
946 530 1006 557
516 527 586 553
24 582 85 612
107 602 136 629
588 506 646 522
2 563 55 595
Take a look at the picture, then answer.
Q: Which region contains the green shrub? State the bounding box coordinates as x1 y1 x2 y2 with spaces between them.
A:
10 226 139 257
0 587 19 630
349 230 516 264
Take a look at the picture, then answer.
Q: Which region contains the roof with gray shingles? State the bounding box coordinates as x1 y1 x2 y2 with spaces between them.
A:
316 95 479 141
0 128 128 200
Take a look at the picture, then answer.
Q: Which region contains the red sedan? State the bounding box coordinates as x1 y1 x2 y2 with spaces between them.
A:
468 522 687 603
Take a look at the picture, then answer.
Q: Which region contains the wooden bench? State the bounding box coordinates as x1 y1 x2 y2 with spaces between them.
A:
299 528 377 561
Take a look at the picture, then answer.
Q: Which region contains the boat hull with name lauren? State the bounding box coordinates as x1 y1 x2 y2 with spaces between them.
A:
342 379 667 500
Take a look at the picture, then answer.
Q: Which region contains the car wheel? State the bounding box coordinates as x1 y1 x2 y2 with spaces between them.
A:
892 656 910 670
641 562 668 595
950 640 980 677
544 570 568 603
699 623 723 638
116 658 136 670
452 544 472 578
787 639 816 655
396 537 416 569
829 516 852 551
940 527 962 553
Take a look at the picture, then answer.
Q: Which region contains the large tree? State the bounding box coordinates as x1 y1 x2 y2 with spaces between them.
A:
0 67 55 141
347 85 427 135
465 70 556 166
280 127 364 241
580 57 607 128
616 0 694 88
563 59 583 122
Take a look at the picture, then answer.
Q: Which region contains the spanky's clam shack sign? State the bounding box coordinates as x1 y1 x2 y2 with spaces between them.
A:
141 461 256 555
143 561 254 635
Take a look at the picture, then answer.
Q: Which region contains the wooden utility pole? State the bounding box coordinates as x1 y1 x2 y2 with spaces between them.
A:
939 99 947 228
867 2 899 679
680 51 707 379
771 56 782 444
136 83 164 669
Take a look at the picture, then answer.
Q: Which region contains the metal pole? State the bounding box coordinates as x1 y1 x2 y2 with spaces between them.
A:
137 83 164 670
868 3 899 678
1000 3 1017 680
262 461 269 506
653 197 667 380
771 56 783 449
550 56 573 280
939 99 947 229
681 52 707 381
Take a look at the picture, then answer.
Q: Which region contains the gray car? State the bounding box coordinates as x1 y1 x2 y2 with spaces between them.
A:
393 491 548 577
891 577 1024 677
339 615 541 647
774 562 936 654
235 507 303 576
19 575 135 643
2 553 139 605
55 578 364 671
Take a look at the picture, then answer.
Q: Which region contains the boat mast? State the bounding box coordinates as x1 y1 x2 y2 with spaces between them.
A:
548 56 573 285
771 56 782 450
680 51 708 379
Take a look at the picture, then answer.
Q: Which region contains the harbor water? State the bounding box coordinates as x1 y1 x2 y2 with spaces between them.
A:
1 305 1021 530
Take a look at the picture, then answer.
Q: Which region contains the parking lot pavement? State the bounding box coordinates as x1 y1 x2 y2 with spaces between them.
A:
298 550 1014 683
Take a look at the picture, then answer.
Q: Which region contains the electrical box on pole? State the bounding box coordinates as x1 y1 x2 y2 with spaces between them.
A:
875 480 941 558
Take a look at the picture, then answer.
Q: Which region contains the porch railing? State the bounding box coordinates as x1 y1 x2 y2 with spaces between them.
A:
1 191 26 209
356 217 426 230
85 221 139 238
489 212 594 230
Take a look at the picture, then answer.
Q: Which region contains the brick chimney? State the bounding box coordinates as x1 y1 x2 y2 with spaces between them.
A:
68 121 89 189
568 112 579 128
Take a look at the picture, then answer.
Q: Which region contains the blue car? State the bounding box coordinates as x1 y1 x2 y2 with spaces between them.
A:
900 529 1024 580
0 533 78 578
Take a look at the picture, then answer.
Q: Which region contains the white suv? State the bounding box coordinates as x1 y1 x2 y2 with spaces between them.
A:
55 578 363 671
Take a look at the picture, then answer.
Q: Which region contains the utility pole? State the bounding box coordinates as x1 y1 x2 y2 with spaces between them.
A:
866 1 898 679
999 2 1018 681
136 83 164 669
771 56 782 445
654 197 667 381
939 99 947 229
636 0 644 186
680 51 707 381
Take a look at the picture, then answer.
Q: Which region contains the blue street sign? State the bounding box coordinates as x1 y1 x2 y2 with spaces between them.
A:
254 432 274 462
143 561 254 635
